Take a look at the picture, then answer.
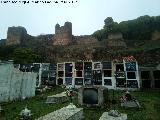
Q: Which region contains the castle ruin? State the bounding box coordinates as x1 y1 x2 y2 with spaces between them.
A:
6 26 27 46
4 22 127 48
53 22 72 45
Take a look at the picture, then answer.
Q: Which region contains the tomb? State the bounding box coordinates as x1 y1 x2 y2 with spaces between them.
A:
123 57 140 89
18 63 57 87
141 71 150 80
103 70 112 77
75 62 84 87
93 70 102 85
139 67 160 89
153 70 160 88
75 78 83 86
48 64 57 85
57 78 63 85
33 63 42 87
32 63 41 73
78 86 108 107
114 63 126 88
84 62 92 85
56 62 74 86
140 68 152 88
19 64 34 72
115 63 124 71
57 63 65 85
93 62 102 85
65 62 74 85
102 62 114 89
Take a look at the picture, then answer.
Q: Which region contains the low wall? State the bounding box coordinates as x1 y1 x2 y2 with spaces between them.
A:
0 62 37 102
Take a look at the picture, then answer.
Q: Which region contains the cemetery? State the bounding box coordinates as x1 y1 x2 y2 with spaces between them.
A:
0 58 160 120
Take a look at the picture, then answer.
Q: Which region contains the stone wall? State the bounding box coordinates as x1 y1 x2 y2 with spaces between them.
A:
0 62 37 102
6 26 28 46
107 32 126 48
107 39 127 48
34 34 54 46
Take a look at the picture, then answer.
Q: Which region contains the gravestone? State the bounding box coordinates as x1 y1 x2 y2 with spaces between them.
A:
36 105 83 120
78 86 108 107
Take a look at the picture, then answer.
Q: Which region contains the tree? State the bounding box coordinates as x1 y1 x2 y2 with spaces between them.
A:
13 48 41 63
104 17 119 33
92 29 106 41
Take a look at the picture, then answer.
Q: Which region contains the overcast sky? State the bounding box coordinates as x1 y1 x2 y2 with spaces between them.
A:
0 0 160 39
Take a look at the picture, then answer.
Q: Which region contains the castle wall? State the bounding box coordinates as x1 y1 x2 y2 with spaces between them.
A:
73 35 98 45
4 22 126 47
107 39 127 47
107 32 126 48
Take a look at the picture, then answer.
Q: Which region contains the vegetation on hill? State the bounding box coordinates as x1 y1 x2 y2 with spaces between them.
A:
0 44 43 63
93 15 160 40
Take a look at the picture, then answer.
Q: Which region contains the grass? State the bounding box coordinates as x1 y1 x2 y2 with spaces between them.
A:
81 90 160 120
0 87 160 120
0 86 67 120
118 90 160 120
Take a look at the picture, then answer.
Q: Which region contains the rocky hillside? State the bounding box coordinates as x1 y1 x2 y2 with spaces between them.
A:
0 15 160 67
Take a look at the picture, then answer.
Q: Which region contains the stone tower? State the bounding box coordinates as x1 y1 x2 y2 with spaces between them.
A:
6 26 27 46
53 22 72 45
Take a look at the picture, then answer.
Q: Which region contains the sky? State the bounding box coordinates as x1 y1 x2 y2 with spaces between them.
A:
0 0 160 39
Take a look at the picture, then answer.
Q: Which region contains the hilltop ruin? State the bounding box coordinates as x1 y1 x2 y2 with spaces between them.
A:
4 22 126 49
